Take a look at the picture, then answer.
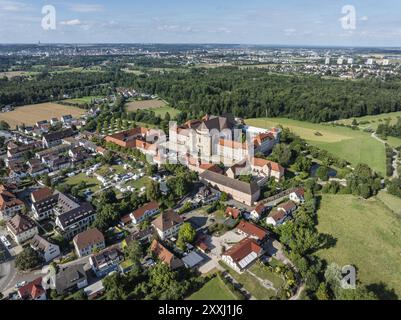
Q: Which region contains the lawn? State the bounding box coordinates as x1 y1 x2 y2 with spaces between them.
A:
219 261 276 300
62 96 103 105
333 111 401 131
317 194 401 299
246 118 386 175
249 262 285 290
0 102 85 128
188 276 239 300
376 191 401 216
126 99 167 112
63 172 102 192
151 106 181 119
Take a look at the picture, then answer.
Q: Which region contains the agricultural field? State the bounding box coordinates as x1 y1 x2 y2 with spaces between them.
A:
376 191 401 216
187 276 239 300
317 194 401 299
0 102 85 128
246 117 386 175
0 71 35 78
126 99 168 112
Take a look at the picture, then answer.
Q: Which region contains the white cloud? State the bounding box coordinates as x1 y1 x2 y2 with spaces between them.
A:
0 0 25 11
60 19 82 26
69 4 103 13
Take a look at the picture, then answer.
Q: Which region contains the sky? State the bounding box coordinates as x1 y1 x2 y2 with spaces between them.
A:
0 0 400 46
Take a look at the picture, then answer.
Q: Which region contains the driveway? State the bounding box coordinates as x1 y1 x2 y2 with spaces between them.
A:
197 230 247 274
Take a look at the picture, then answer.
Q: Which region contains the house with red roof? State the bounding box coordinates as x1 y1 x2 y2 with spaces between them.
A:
130 201 159 225
236 221 268 242
6 214 38 244
266 201 297 227
18 277 46 300
250 203 267 221
0 184 25 220
150 239 183 270
289 188 305 204
225 207 241 219
221 238 263 273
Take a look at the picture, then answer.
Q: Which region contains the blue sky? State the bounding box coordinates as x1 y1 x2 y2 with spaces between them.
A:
0 0 400 46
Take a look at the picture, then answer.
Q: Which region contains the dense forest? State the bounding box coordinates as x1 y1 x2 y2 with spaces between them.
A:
131 68 401 122
0 71 117 106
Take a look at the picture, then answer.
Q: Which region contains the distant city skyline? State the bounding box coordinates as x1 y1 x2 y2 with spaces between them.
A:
0 0 400 46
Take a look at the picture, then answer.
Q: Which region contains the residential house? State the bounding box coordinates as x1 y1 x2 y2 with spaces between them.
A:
150 239 184 270
289 188 305 204
6 214 39 244
236 221 268 242
42 129 74 148
221 238 263 273
199 170 260 206
89 247 124 277
130 201 159 225
17 277 46 300
73 228 105 258
123 227 155 245
55 264 88 295
68 146 90 163
26 159 49 177
225 207 241 219
105 127 150 148
152 210 184 240
30 235 60 263
249 203 267 221
266 201 297 227
61 115 73 126
250 157 285 182
0 184 25 220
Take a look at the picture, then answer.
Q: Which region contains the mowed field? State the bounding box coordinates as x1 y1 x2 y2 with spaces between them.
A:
317 194 401 298
126 99 167 112
0 103 85 128
333 111 401 130
187 276 239 300
246 118 386 175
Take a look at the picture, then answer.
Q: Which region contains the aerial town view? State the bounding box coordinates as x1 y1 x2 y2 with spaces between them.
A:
0 0 401 311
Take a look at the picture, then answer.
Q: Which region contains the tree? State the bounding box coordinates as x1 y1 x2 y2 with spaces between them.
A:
316 282 330 300
335 286 378 300
0 120 10 131
93 203 119 231
271 144 292 166
42 175 51 187
316 166 329 181
15 247 41 271
103 273 128 300
177 223 196 250
146 180 160 201
126 240 143 263
72 289 87 300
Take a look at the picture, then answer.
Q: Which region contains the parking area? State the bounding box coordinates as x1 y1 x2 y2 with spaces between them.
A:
182 209 214 231
197 230 247 274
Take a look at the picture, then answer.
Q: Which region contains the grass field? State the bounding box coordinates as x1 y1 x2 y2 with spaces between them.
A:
188 276 239 300
246 118 386 175
376 191 401 216
317 194 401 299
126 99 167 112
219 261 276 300
333 111 401 131
151 106 181 118
0 71 35 78
0 102 85 128
62 96 103 105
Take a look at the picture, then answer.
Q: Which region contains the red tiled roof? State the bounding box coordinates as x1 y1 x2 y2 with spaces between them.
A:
219 139 247 150
131 201 159 220
225 207 241 219
279 201 297 213
251 157 284 173
237 221 268 241
252 203 265 214
31 187 53 203
18 277 45 300
223 238 262 263
293 188 305 197
150 240 175 266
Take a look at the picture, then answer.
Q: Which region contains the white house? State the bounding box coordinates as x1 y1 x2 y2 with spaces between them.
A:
73 228 105 258
130 201 159 225
30 235 60 263
249 204 267 221
152 211 184 240
6 214 39 244
289 188 305 204
221 238 263 273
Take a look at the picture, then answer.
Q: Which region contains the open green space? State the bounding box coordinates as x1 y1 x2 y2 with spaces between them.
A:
249 262 285 290
151 106 181 118
317 194 401 299
376 191 401 216
62 96 104 105
63 172 102 192
219 261 276 300
187 276 239 300
333 111 401 131
246 117 386 175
